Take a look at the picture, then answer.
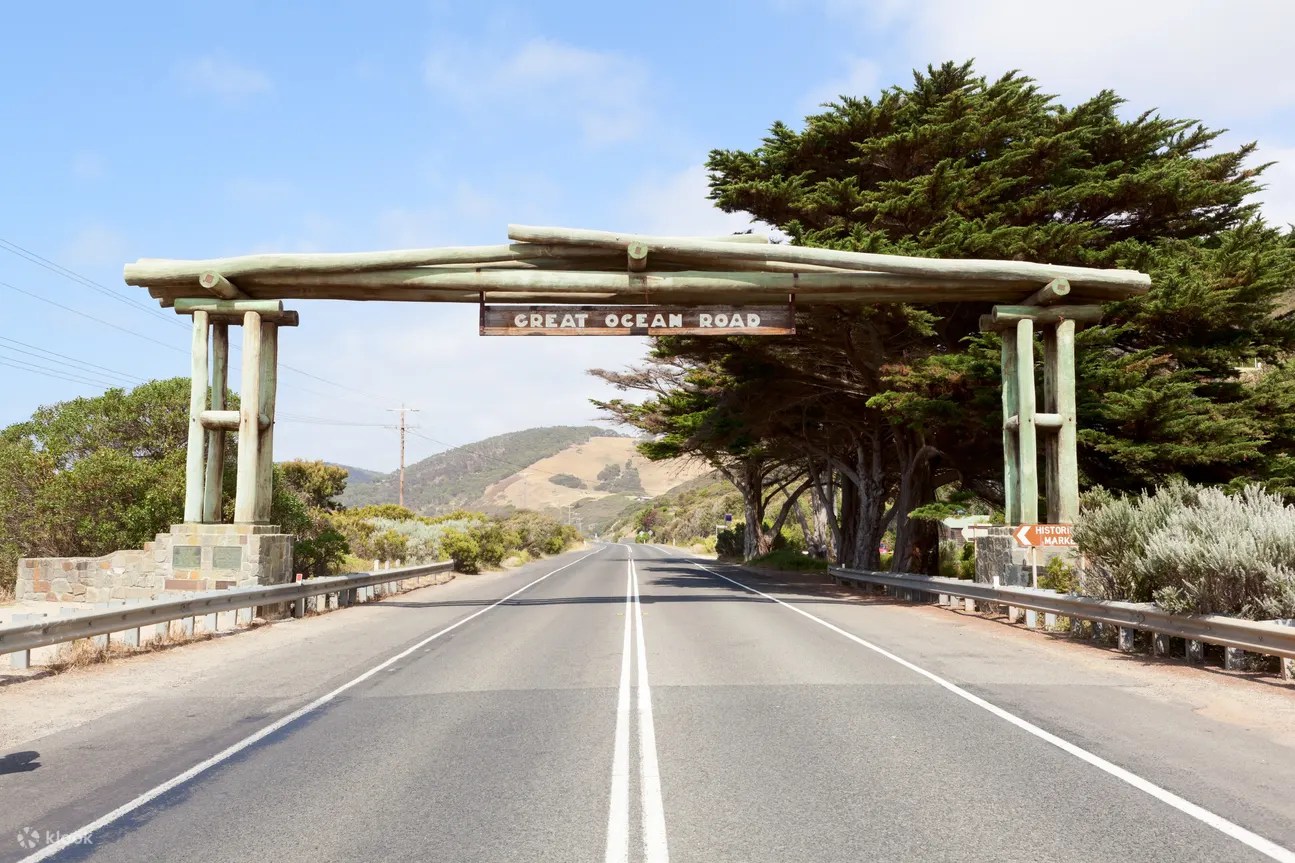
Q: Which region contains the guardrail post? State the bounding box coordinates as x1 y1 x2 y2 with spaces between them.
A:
1186 639 1204 663
1118 626 1136 652
1007 605 1021 623
1224 646 1245 671
153 622 169 643
293 574 306 619
124 625 141 648
202 611 217 632
1044 613 1058 630
963 597 976 613
179 617 194 637
8 614 32 669
1152 632 1170 656
236 607 252 625
1025 609 1039 629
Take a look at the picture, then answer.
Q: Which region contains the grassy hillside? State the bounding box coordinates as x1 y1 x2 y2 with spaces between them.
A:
330 463 384 486
606 470 739 544
340 426 613 515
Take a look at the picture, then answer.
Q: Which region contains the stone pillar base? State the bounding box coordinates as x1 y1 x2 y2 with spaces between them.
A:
164 523 294 593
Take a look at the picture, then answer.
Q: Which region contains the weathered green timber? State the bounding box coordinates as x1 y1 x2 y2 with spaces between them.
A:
1001 335 1019 525
202 322 228 523
234 311 262 524
254 323 279 523
1014 319 1039 524
1055 319 1079 522
174 298 283 315
184 311 209 523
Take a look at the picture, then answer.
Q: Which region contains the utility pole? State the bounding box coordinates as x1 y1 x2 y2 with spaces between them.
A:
387 404 420 508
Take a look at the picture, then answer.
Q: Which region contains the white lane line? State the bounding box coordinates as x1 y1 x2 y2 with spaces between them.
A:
686 559 1295 863
604 554 634 863
631 550 670 863
17 548 608 863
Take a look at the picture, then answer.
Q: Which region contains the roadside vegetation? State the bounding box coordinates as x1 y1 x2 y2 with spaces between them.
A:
592 60 1295 585
0 382 582 593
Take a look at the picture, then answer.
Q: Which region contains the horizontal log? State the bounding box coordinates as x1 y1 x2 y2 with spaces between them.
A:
237 268 1017 300
207 310 299 327
124 235 770 287
990 304 1105 325
1005 413 1063 430
200 410 270 430
1022 278 1070 306
507 225 1151 296
174 298 284 314
198 271 248 300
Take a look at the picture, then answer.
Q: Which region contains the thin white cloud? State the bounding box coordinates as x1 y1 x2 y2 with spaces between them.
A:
177 54 272 102
800 57 881 114
621 163 757 237
424 36 648 146
58 224 129 269
830 0 1295 118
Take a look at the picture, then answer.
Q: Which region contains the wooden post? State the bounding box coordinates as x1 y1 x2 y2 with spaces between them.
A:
1001 334 1019 524
202 323 229 523
1042 326 1060 522
184 311 210 523
1055 319 1079 523
254 322 279 523
234 311 262 523
1015 320 1039 524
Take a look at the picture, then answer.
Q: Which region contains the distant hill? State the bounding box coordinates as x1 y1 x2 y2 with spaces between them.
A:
331 463 385 487
338 425 711 528
341 426 611 514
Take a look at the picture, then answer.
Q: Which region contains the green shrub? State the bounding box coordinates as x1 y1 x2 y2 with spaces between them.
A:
748 548 829 573
1038 556 1078 593
716 524 744 559
440 528 481 574
548 473 584 489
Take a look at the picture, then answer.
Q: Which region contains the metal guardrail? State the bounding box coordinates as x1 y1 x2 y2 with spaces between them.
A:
829 567 1295 661
0 561 453 659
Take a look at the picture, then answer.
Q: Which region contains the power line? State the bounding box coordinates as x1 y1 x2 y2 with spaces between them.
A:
0 237 187 330
0 336 145 385
0 278 189 354
0 356 128 390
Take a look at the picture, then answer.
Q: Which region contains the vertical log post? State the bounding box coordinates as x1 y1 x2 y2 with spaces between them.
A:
234 312 262 523
1001 333 1020 524
1042 326 1060 522
184 311 210 523
254 323 279 523
1055 319 1079 523
1015 320 1039 524
202 323 229 523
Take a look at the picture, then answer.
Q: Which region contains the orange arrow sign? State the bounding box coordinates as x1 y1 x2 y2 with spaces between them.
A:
1013 523 1075 547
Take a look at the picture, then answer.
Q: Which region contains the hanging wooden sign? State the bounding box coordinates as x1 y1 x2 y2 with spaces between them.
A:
480 305 795 336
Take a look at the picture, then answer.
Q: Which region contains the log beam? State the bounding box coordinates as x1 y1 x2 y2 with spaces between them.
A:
1022 278 1070 306
990 304 1104 326
199 271 248 300
1056 319 1080 523
200 410 270 430
627 241 649 272
254 322 278 523
174 298 284 315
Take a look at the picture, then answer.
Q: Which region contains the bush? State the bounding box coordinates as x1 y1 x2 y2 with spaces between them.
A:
1075 482 1295 619
1038 556 1078 593
716 524 744 560
440 528 481 574
549 473 584 489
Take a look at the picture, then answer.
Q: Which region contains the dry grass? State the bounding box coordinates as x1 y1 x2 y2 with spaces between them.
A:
44 626 215 674
0 583 15 605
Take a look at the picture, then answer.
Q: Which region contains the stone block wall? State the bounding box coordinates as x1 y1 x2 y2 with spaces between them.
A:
974 525 1076 586
18 524 294 602
18 535 172 602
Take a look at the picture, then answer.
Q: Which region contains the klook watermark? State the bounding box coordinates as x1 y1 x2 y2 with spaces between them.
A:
16 826 92 851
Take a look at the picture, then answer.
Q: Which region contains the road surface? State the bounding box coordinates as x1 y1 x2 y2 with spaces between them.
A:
1 543 1292 862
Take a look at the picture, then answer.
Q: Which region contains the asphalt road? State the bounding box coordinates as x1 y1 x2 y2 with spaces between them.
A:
2 542 1293 862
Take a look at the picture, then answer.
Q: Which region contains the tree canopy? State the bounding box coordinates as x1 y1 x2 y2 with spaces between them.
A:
597 61 1295 572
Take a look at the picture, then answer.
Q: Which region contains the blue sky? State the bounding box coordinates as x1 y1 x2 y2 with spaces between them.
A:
3 0 1293 471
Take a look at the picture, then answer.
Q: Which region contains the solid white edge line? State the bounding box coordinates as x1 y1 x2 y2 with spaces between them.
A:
604 551 634 863
18 547 608 863
685 558 1295 863
631 549 670 863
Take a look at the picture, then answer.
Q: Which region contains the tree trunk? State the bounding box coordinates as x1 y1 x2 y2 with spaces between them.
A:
832 436 888 570
891 432 940 576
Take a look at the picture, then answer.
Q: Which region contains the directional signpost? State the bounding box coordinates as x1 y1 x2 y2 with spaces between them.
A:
1013 523 1075 547
1012 523 1076 589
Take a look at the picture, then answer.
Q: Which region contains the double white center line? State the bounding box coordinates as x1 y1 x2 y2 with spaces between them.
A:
605 546 669 863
